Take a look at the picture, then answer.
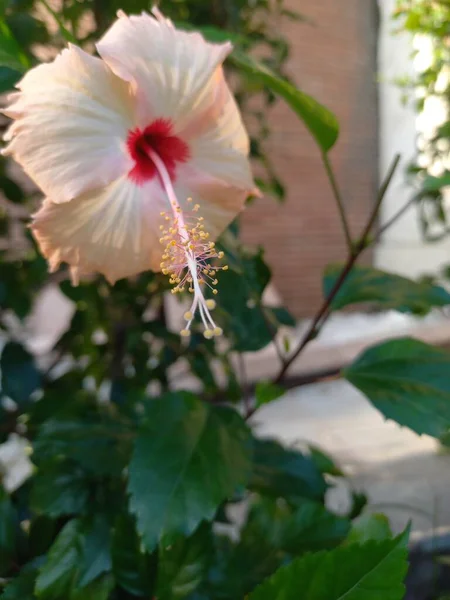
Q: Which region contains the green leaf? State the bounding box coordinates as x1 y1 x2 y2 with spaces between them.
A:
250 439 327 501
77 515 112 588
0 18 29 72
344 337 450 437
111 514 155 597
128 392 251 550
30 461 90 518
1 342 41 407
230 50 339 152
324 264 450 314
308 445 344 477
255 381 285 407
33 399 130 477
35 520 80 599
207 497 349 599
157 524 212 600
249 532 409 600
69 574 114 600
0 65 21 92
422 171 450 192
2 563 38 599
218 251 274 352
0 174 26 203
0 486 17 576
280 500 350 554
347 513 393 545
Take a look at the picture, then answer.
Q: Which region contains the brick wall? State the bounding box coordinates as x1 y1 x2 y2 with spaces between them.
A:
241 0 379 318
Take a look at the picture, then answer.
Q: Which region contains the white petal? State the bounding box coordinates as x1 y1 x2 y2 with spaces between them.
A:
174 170 249 242
31 177 169 284
184 69 257 192
96 10 232 132
2 44 134 203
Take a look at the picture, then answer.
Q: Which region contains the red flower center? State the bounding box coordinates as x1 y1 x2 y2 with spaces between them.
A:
127 118 190 185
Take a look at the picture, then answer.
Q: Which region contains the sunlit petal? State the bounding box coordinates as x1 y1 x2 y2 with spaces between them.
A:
2 44 134 202
96 10 232 132
31 177 167 284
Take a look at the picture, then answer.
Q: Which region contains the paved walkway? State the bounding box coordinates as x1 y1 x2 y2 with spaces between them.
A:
252 380 450 539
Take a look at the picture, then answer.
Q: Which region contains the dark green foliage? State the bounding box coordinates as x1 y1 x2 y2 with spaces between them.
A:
0 0 418 598
128 392 252 549
344 337 450 437
324 263 450 315
249 532 409 600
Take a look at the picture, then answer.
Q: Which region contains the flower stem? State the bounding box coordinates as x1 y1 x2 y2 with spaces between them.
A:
322 152 353 253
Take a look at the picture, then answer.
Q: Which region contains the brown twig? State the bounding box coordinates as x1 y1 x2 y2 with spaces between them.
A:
272 154 401 385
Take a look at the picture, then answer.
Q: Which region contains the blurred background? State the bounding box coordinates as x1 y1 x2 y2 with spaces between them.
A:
2 1 450 595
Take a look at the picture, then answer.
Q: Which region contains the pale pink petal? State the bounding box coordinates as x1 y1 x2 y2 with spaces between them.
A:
96 10 232 132
183 69 257 194
2 44 134 203
31 177 169 284
174 171 249 242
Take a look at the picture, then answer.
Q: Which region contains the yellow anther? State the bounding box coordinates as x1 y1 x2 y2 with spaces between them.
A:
213 327 223 337
203 329 214 339
206 299 216 310
209 270 216 276
209 242 215 248
160 211 166 216
189 287 194 293
222 265 229 271
218 251 224 259
212 289 218 295
184 311 193 321
203 269 208 275
187 197 193 203
159 225 164 230
180 329 191 337
212 279 218 285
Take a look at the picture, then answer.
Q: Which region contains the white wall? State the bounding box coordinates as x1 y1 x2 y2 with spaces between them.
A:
376 0 450 278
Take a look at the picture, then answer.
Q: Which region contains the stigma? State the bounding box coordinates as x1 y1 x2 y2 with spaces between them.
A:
143 145 226 338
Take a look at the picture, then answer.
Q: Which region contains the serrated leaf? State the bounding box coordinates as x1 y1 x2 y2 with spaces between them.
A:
324 264 450 314
35 520 80 599
344 337 450 437
255 381 285 407
250 439 327 501
206 497 349 599
249 532 409 600
157 524 212 600
128 392 251 550
30 461 89 518
1 342 41 406
111 513 155 597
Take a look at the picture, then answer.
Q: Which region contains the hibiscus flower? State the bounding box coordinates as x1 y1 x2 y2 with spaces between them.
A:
2 8 257 337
